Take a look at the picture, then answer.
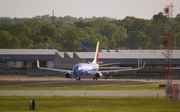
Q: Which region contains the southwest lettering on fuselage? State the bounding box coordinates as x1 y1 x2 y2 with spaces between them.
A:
78 65 93 71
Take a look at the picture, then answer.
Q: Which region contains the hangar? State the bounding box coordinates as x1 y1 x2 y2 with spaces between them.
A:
0 49 180 78
0 49 60 76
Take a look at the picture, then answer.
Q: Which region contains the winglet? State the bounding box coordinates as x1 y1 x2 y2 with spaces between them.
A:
37 60 40 68
92 41 99 64
142 61 146 69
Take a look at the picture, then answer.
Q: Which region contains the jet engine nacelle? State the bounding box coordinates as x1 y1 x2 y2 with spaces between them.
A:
64 73 72 78
94 72 103 78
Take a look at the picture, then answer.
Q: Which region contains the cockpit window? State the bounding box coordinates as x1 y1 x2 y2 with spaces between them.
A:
74 66 78 70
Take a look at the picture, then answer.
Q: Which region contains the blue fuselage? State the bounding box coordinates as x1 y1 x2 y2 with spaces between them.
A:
72 63 98 77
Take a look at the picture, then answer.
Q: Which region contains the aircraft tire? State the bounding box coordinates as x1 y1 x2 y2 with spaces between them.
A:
76 76 80 80
93 77 98 80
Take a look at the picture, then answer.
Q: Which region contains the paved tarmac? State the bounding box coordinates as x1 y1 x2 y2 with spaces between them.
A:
0 79 161 86
0 76 171 86
0 76 177 96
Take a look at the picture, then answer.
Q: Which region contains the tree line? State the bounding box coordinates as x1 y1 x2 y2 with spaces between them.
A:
0 12 180 51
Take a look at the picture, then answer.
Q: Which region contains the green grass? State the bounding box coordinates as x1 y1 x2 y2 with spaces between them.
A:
0 84 165 90
0 96 179 112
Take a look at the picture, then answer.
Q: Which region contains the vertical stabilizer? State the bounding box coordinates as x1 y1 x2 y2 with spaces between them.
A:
92 41 99 64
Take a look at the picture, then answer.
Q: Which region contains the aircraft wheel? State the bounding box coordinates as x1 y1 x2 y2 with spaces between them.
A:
76 76 79 80
93 77 96 80
93 77 98 80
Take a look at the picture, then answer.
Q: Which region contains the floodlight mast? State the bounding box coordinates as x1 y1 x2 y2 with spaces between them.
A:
163 3 173 100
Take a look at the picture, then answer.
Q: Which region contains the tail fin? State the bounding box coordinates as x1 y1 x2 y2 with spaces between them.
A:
92 41 99 64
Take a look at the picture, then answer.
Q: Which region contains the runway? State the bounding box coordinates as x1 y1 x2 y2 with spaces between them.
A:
0 79 160 86
0 76 174 96
0 76 170 86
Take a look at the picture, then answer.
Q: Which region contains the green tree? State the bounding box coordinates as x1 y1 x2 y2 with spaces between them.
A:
129 31 151 49
62 26 88 51
0 30 20 48
176 32 180 49
118 16 135 29
18 36 33 48
88 33 109 49
90 18 109 33
39 24 57 39
131 19 151 33
146 19 165 48
153 12 166 22
1 23 30 37
30 42 47 49
175 14 180 22
101 23 127 49
0 17 14 25
23 18 42 35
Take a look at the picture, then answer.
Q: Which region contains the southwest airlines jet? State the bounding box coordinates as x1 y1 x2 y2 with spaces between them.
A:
37 41 146 80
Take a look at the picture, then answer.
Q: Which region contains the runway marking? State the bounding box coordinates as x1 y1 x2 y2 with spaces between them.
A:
121 94 130 96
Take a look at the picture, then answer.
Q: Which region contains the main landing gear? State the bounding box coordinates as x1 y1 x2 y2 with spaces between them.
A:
93 77 98 80
76 76 81 80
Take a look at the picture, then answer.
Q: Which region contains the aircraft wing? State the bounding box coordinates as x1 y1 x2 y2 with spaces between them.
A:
99 67 132 70
164 67 180 70
37 60 72 72
172 67 180 69
77 62 121 67
99 62 121 67
99 61 146 73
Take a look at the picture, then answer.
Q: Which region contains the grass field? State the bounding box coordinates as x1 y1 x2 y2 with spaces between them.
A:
0 84 165 90
0 77 171 112
0 96 179 112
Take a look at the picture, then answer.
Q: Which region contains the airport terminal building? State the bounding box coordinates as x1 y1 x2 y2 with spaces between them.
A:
0 49 180 78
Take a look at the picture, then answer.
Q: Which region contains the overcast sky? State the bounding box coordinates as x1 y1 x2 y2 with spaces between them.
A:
0 0 179 20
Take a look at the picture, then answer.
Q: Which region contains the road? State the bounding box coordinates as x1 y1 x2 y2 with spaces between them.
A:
0 90 165 96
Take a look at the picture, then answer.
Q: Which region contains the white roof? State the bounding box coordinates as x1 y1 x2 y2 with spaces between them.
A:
0 49 58 55
75 52 95 58
1 49 179 59
56 52 64 58
66 52 74 58
76 50 180 59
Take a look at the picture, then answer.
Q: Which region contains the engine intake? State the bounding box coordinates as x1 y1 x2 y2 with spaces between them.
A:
65 73 72 78
94 72 103 78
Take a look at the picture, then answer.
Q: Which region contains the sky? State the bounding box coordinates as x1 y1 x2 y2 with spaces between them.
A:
0 0 180 20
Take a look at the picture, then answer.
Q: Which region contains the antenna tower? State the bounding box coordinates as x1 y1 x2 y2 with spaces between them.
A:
52 10 55 24
163 3 173 100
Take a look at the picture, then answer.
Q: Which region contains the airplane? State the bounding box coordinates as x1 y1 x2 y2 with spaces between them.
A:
37 41 146 80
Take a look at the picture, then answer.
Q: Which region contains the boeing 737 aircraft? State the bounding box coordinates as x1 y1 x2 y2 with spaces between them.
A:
37 41 146 80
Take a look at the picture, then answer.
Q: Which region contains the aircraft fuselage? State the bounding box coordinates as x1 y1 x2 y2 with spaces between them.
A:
72 63 99 77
